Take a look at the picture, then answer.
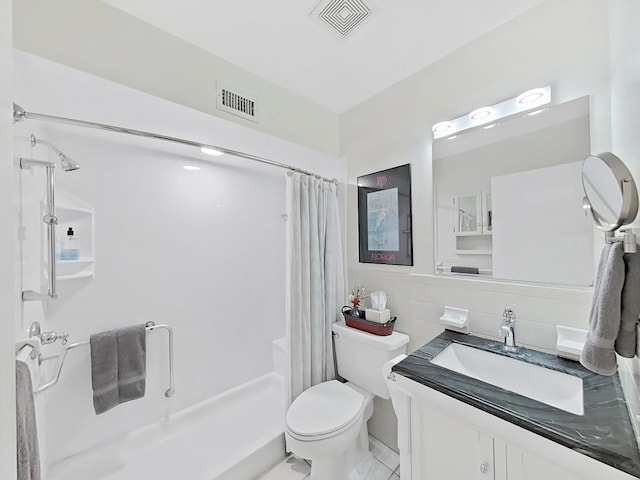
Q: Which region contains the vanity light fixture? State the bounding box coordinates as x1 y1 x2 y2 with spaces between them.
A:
183 165 201 171
431 85 551 140
201 147 224 157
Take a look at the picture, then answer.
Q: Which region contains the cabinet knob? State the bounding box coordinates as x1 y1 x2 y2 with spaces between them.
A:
480 462 489 474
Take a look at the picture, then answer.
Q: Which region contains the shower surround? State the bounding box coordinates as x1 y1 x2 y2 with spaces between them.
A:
14 51 344 479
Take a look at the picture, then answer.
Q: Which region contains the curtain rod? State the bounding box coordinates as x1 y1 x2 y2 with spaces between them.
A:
13 104 337 184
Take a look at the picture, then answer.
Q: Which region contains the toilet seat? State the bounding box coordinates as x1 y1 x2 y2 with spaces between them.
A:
286 380 364 440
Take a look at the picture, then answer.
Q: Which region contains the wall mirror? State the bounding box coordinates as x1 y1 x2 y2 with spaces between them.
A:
434 96 595 286
582 152 638 232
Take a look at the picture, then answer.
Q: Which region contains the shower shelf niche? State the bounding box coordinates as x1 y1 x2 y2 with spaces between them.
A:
44 190 95 281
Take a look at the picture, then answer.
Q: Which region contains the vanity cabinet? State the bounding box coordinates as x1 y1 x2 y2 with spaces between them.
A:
414 399 581 480
392 373 636 480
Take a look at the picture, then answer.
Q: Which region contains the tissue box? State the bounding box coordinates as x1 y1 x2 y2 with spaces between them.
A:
365 308 391 324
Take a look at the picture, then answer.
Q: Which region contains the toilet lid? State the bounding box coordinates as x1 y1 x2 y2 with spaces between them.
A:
286 380 364 437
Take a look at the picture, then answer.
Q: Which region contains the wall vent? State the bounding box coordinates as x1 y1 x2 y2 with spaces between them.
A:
312 0 373 38
216 82 258 123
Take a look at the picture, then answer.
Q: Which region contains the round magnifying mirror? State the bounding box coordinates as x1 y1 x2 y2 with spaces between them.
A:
582 152 638 231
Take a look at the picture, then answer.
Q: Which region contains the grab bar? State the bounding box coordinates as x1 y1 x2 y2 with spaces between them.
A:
36 322 175 397
20 157 58 301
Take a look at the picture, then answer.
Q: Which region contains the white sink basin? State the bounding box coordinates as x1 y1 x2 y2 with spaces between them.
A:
431 343 584 415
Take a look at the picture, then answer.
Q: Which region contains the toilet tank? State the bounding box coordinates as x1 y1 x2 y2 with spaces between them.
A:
332 320 410 399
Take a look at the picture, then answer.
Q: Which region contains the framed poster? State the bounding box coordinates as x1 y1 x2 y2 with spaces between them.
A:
357 164 413 265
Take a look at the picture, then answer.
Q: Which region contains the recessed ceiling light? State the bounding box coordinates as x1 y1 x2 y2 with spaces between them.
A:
469 107 493 120
482 123 497 130
447 135 459 140
201 147 224 156
432 121 453 133
517 88 547 105
526 108 547 116
183 165 201 171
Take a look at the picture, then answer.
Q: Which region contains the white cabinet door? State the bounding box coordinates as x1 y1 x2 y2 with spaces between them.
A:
481 191 492 233
455 194 482 236
506 445 584 480
455 193 492 236
417 402 496 480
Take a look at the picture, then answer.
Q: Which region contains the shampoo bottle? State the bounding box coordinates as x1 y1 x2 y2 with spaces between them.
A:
61 227 80 260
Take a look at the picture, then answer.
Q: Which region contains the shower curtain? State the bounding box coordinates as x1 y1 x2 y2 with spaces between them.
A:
286 172 345 405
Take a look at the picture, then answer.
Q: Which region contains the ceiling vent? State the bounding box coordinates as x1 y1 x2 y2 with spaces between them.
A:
312 0 374 38
216 82 258 123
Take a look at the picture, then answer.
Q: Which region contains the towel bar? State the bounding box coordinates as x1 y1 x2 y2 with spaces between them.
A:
36 322 175 397
605 229 638 254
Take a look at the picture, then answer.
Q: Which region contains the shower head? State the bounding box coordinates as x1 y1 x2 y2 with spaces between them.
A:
30 134 80 172
58 154 80 172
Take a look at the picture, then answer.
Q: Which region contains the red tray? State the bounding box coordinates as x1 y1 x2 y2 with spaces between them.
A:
341 307 396 336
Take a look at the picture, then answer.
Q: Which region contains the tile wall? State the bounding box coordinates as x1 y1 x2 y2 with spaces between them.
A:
349 268 593 450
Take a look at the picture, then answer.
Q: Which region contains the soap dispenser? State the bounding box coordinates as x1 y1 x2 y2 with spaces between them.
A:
61 227 79 260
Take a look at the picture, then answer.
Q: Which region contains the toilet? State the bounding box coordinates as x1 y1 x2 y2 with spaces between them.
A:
285 320 409 480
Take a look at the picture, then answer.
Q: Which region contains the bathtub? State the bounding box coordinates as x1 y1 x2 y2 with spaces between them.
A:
47 367 286 480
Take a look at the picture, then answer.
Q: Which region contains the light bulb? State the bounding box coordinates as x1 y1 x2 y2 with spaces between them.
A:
432 121 453 133
517 87 546 105
469 107 493 120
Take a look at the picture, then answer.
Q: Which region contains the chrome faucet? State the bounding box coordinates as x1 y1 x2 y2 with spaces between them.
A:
498 307 517 351
29 321 69 345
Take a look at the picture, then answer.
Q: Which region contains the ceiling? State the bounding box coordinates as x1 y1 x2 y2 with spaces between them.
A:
102 0 545 113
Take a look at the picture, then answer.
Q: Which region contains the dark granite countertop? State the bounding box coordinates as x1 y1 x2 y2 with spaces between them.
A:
392 331 640 478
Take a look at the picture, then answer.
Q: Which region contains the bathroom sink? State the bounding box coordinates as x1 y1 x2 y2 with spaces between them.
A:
431 343 584 415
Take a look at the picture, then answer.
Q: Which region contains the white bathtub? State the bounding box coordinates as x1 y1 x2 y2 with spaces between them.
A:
47 372 286 480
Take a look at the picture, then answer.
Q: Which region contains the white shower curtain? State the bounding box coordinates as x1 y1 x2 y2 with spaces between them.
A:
286 172 345 405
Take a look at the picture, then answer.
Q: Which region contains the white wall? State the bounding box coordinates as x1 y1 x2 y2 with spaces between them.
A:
608 0 640 445
13 51 345 469
341 0 610 450
0 0 16 477
13 0 340 156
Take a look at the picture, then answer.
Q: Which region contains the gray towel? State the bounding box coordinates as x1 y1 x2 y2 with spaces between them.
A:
16 360 41 480
90 330 119 414
451 266 480 274
580 243 625 375
91 325 146 414
117 325 147 403
616 252 640 357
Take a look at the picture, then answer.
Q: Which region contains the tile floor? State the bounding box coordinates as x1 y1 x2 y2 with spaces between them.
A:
258 436 400 480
